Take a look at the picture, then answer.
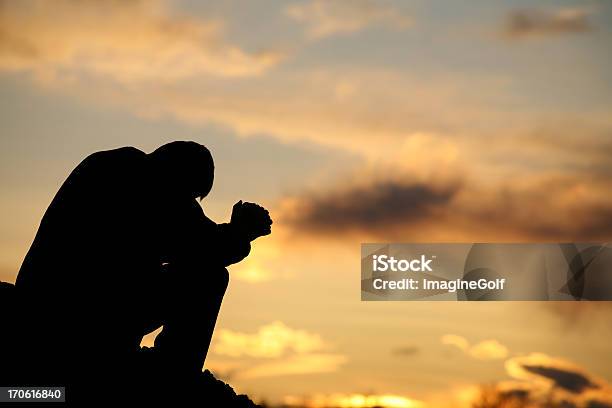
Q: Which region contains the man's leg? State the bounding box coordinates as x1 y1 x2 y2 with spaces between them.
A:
153 265 229 375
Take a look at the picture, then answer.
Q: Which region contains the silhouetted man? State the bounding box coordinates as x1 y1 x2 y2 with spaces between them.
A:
10 141 272 402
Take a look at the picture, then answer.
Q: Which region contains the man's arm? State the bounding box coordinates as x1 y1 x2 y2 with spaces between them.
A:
194 200 272 267
152 200 271 375
214 222 251 266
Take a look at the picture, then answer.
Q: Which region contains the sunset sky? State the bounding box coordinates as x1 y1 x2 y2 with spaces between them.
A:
1 1 612 406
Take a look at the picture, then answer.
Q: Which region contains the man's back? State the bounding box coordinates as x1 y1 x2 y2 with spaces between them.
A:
13 147 154 388
17 147 148 293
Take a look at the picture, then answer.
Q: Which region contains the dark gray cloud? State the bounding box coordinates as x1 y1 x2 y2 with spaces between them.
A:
503 8 592 39
283 180 459 235
281 173 612 242
522 364 599 394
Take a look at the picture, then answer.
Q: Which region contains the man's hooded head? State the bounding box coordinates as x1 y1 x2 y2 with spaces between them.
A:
149 141 215 200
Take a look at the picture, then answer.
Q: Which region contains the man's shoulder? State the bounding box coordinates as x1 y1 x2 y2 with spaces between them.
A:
58 147 147 190
74 147 146 175
83 146 145 164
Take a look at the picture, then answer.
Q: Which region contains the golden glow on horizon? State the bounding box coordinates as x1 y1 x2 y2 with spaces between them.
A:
283 393 423 408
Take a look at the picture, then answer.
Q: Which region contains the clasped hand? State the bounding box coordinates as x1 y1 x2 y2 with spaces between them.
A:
230 201 272 241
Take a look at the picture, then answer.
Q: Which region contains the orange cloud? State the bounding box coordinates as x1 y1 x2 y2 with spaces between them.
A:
0 0 283 82
469 340 509 360
214 321 326 358
209 321 346 379
239 352 347 379
441 335 509 360
440 334 470 352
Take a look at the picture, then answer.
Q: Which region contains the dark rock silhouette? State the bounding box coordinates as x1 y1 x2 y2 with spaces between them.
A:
0 141 272 406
